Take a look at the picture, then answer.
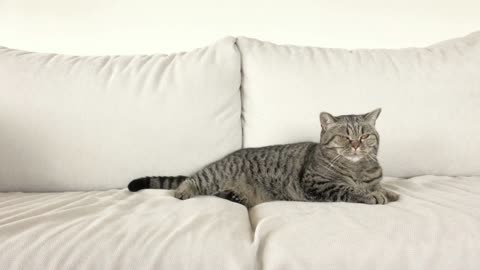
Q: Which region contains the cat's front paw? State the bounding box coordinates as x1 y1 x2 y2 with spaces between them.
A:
384 190 400 202
359 191 388 205
371 191 389 204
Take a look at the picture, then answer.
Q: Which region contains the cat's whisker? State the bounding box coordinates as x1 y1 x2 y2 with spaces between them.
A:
366 153 377 163
327 152 344 168
317 153 342 173
318 162 338 174
320 149 351 174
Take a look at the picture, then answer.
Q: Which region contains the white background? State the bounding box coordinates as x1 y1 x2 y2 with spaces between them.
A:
1 0 479 54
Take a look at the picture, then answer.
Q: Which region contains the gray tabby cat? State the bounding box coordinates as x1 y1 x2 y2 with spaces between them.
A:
128 109 399 208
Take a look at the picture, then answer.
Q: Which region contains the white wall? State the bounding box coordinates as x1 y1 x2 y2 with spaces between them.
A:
1 0 479 54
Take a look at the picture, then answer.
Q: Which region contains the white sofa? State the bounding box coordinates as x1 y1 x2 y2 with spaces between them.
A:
1 32 479 270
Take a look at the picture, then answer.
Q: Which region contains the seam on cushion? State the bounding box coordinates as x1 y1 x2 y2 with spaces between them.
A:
247 207 263 270
234 37 246 149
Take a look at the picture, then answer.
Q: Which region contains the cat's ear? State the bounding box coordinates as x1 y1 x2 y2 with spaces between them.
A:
364 108 381 126
320 112 337 130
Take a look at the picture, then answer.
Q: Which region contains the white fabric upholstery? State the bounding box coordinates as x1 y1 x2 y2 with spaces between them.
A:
250 176 480 270
0 190 255 270
1 176 479 270
0 38 242 192
237 31 480 177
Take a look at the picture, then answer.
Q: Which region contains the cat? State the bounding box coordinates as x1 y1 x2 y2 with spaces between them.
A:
128 109 399 208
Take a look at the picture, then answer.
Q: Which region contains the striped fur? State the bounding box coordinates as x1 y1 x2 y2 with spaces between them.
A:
128 109 399 207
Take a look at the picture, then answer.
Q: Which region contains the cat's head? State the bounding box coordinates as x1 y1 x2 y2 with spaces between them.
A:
319 109 381 162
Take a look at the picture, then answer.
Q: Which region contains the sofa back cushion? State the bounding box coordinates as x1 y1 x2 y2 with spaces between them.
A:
0 38 241 191
237 32 480 177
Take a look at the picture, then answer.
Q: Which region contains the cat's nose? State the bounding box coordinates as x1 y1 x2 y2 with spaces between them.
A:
351 140 361 150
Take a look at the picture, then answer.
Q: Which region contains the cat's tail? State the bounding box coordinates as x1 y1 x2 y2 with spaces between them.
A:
128 176 188 192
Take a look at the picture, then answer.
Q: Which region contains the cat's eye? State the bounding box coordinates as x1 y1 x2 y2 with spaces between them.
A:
360 134 370 140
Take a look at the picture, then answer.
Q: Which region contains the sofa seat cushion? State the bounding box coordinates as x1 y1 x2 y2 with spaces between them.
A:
0 190 255 270
249 176 480 270
1 176 479 270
